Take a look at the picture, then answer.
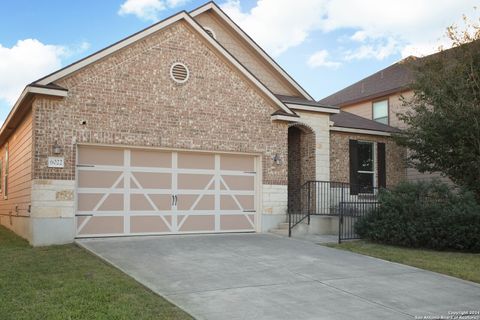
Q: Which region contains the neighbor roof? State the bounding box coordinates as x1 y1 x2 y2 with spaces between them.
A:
319 58 415 107
330 111 401 134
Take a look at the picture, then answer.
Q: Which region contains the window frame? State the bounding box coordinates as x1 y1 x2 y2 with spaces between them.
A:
372 98 389 125
356 141 376 194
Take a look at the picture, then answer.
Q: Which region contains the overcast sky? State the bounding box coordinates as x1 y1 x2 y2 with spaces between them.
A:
0 0 478 124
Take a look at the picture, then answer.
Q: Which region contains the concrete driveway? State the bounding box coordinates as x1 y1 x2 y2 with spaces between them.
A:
78 234 480 320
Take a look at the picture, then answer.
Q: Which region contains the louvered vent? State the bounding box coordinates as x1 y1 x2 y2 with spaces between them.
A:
170 63 189 83
204 27 216 39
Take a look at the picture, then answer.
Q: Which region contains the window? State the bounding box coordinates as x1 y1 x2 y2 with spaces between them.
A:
356 141 375 193
4 144 8 199
373 99 388 124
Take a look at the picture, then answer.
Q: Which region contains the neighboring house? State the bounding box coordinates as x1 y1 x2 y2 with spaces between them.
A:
319 57 447 183
0 1 405 245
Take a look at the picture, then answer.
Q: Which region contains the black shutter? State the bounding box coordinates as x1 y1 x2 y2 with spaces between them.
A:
349 140 359 195
377 142 386 188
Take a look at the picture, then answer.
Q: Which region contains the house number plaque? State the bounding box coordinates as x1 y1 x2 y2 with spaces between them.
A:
48 157 64 168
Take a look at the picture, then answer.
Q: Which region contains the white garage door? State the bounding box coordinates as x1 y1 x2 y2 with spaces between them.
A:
75 146 257 237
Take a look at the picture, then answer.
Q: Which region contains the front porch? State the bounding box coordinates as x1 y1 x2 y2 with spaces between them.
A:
286 180 381 243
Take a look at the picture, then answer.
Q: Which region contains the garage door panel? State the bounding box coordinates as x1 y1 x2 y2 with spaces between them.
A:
130 149 171 168
78 171 123 188
131 194 155 211
76 147 257 237
78 146 124 166
194 195 215 210
178 215 215 232
176 194 197 211
149 194 172 210
220 215 254 230
98 194 124 211
236 195 255 211
178 152 214 169
130 216 171 233
131 172 171 189
221 176 255 191
77 194 103 211
77 216 124 236
220 195 240 210
177 174 214 190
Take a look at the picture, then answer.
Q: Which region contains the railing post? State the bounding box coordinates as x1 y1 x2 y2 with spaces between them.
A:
307 182 311 225
288 208 291 237
338 183 345 244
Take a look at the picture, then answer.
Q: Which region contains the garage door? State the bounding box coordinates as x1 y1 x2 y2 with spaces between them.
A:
75 146 257 237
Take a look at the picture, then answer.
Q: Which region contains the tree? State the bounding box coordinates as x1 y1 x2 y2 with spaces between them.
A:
395 15 480 200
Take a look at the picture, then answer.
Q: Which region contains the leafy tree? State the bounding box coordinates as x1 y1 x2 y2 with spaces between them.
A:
395 15 480 200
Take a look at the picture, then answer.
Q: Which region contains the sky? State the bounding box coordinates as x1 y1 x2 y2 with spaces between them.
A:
0 0 478 124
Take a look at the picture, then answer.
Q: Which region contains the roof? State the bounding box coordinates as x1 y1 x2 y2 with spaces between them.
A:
330 111 401 134
319 58 415 107
276 95 337 109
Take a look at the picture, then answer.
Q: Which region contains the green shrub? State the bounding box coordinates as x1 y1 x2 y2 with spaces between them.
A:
355 180 480 252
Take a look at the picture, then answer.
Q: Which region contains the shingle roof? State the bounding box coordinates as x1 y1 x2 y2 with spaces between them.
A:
330 111 401 133
319 58 415 107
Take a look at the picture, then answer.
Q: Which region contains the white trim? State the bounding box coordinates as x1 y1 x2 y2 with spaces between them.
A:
203 27 216 39
170 62 190 84
190 2 314 100
271 115 300 122
33 11 293 115
286 103 339 114
28 86 68 97
330 126 392 137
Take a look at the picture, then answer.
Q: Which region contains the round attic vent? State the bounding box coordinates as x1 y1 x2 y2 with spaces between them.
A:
170 63 189 84
204 27 216 39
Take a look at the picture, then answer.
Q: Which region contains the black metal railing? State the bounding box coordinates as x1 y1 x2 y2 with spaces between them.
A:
288 181 311 237
288 181 382 241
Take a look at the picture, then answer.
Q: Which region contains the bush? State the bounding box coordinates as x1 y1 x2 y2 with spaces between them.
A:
355 180 480 252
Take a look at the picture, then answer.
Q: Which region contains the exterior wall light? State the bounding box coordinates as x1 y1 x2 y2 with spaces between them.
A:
52 142 63 155
272 154 282 165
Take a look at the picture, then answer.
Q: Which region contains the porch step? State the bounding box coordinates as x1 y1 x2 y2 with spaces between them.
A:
276 222 289 230
269 228 289 237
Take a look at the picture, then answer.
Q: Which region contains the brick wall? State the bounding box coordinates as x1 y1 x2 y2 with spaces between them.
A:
32 21 289 185
330 131 406 187
287 126 316 211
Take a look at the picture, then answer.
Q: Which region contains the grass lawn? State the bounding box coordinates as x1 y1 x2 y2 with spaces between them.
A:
326 240 480 284
0 226 192 320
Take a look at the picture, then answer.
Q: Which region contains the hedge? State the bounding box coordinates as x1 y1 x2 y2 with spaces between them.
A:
355 180 480 252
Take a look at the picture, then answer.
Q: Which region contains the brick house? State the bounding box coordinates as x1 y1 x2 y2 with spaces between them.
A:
0 2 405 245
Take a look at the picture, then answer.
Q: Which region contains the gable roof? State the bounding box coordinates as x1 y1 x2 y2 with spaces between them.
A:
330 111 401 134
319 58 415 107
29 9 296 117
190 1 314 101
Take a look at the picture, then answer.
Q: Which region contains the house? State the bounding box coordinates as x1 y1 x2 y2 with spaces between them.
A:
319 56 448 182
0 1 405 246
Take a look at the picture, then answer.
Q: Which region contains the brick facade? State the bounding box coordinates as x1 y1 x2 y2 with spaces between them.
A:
330 131 406 187
32 21 288 185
